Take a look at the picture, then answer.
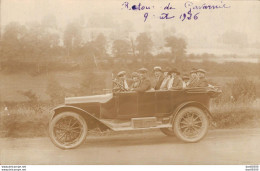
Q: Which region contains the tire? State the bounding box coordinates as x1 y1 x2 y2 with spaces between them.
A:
173 106 209 143
49 111 88 149
160 128 175 137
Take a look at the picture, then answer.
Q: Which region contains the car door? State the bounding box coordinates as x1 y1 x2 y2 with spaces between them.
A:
116 92 138 118
137 91 156 117
155 90 172 115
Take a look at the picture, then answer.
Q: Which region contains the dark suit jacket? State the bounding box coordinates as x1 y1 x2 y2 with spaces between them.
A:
170 76 183 89
154 75 164 90
196 77 208 87
133 78 151 92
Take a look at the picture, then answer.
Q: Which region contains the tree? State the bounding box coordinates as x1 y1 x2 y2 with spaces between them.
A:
165 36 187 62
93 33 107 58
136 32 153 56
63 22 82 57
112 39 130 57
19 22 61 62
0 22 25 61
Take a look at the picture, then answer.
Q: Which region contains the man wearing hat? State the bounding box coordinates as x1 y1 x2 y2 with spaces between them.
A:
168 68 183 90
187 68 198 88
182 73 190 88
160 67 172 90
113 71 129 92
130 72 141 89
195 69 208 87
153 66 164 90
132 68 151 92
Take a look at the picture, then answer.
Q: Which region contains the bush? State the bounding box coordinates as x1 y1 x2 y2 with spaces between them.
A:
213 77 256 105
231 77 256 103
46 75 65 104
211 104 260 129
211 77 258 128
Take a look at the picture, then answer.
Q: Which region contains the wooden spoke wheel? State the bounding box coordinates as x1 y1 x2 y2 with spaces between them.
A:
174 106 209 143
49 112 88 149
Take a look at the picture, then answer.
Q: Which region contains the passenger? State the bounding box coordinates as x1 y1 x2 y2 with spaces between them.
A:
132 68 151 92
168 68 183 90
196 69 208 87
130 72 141 89
153 66 164 90
113 71 129 92
182 73 190 88
160 67 172 90
187 68 199 88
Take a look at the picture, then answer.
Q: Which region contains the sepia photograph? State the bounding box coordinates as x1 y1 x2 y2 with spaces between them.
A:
0 0 259 166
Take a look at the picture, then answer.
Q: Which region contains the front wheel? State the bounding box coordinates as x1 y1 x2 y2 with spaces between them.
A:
173 106 209 143
49 112 88 149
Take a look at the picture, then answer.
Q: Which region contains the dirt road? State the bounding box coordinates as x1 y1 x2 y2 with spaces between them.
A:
1 128 260 165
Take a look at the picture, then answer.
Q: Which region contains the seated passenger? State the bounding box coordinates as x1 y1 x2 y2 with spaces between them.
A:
160 67 172 90
195 69 208 87
130 72 141 89
131 68 151 92
167 68 183 90
187 68 199 88
182 73 190 88
113 71 129 92
153 66 164 90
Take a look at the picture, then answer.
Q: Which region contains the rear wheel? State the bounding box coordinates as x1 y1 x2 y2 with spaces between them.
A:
49 112 88 149
173 106 209 143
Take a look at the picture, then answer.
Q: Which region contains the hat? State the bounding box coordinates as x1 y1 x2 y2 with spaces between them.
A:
182 74 189 80
163 67 172 72
153 66 162 72
131 72 139 78
196 69 206 73
138 68 148 74
117 71 126 77
170 68 179 74
190 68 197 74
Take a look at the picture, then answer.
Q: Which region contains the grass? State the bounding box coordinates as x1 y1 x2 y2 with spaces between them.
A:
0 104 51 137
211 100 260 129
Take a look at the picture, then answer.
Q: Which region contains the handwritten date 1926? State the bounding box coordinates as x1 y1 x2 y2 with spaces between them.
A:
180 9 200 21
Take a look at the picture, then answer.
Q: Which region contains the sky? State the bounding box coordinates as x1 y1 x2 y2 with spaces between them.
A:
1 0 260 56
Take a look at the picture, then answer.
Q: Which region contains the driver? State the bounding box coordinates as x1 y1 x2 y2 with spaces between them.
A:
113 71 129 92
131 68 151 92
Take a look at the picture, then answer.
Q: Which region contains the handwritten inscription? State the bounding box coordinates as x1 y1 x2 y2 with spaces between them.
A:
121 1 231 22
122 2 154 10
184 1 231 10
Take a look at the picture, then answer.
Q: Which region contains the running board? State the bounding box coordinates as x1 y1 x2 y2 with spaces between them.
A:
112 124 172 131
100 117 172 131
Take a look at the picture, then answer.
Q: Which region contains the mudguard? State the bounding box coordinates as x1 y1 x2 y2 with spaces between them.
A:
49 105 111 130
170 101 214 123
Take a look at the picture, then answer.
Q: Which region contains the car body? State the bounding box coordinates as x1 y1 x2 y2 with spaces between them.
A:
49 87 221 149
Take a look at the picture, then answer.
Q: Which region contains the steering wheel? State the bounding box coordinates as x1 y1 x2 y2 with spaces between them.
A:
113 81 128 92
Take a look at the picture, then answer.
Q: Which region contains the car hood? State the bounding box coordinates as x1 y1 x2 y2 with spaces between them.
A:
65 93 113 104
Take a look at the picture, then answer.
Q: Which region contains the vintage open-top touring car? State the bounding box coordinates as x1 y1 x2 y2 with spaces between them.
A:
49 87 221 149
